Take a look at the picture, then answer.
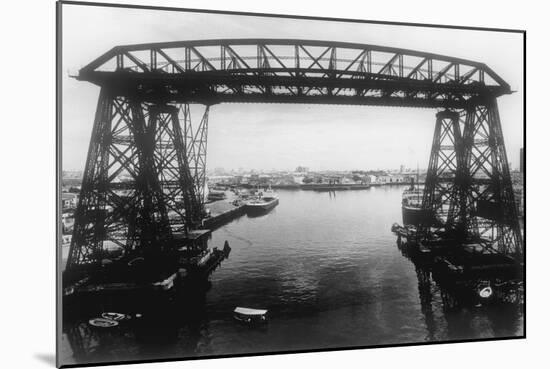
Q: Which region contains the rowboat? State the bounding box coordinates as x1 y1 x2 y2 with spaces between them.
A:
233 307 268 324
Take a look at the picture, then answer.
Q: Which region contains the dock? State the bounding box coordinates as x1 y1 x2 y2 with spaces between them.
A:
391 224 523 306
62 195 246 302
301 183 370 191
202 199 246 230
63 228 234 300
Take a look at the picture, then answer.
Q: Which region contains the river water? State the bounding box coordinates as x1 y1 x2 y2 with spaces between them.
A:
61 186 523 366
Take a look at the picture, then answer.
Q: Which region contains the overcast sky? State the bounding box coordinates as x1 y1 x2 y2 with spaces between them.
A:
61 4 523 172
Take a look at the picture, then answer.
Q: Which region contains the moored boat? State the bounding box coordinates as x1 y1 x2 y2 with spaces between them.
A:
402 186 425 225
245 196 278 212
401 172 436 226
244 189 279 214
302 184 352 191
207 190 226 201
312 185 351 191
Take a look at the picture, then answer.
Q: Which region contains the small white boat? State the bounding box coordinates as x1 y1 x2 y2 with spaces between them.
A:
233 307 268 324
101 312 129 321
89 317 119 328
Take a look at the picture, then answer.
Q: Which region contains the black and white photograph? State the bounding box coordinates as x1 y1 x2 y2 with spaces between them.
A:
56 1 525 367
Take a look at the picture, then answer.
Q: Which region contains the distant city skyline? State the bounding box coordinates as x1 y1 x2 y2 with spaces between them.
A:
206 165 427 174
63 158 523 174
62 6 523 173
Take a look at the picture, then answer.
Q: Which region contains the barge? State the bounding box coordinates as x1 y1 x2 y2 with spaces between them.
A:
244 188 279 215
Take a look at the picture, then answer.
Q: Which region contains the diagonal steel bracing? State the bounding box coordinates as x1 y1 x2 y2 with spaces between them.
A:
66 90 210 271
420 101 523 258
77 39 511 108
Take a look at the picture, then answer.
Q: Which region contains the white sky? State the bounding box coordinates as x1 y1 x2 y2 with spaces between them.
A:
61 4 523 172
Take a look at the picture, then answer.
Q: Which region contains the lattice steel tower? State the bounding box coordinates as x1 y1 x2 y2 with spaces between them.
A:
421 99 522 257
66 90 210 272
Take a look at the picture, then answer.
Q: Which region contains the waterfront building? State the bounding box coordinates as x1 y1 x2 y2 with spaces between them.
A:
365 175 377 184
61 192 78 209
61 210 75 234
376 174 405 184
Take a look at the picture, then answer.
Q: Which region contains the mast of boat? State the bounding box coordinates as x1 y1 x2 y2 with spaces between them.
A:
416 163 420 201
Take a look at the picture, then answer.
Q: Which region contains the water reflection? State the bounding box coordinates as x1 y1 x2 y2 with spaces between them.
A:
398 239 523 342
414 265 436 341
63 285 212 365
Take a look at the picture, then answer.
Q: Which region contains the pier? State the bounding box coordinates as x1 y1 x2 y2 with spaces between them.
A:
64 229 231 301
203 199 246 230
63 193 246 300
391 224 523 306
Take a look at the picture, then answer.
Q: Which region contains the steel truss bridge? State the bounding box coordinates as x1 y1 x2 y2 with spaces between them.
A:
66 39 522 272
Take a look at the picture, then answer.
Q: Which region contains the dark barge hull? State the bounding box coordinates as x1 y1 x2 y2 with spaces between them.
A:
245 198 279 214
402 205 435 226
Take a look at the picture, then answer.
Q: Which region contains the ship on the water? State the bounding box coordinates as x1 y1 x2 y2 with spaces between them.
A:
402 183 423 226
244 187 279 214
301 183 370 191
401 178 434 226
312 185 350 191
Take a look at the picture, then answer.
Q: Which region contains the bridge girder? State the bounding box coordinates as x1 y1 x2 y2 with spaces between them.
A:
77 39 511 108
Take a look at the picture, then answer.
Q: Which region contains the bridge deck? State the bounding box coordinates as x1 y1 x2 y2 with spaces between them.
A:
77 39 511 108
